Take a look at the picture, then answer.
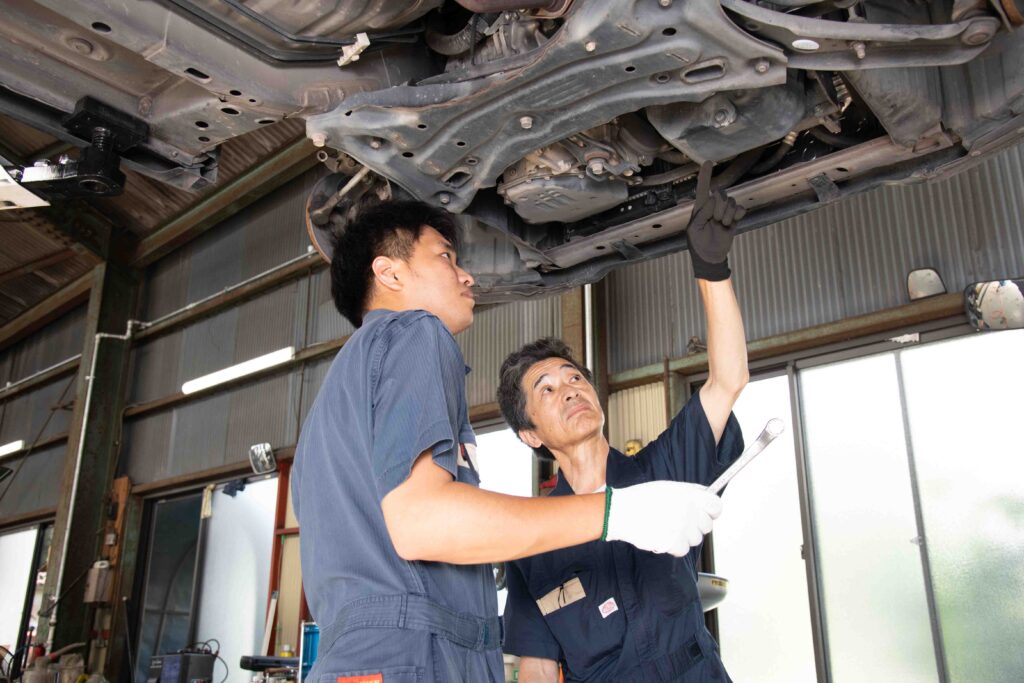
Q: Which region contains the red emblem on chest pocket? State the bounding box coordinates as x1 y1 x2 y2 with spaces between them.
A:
337 675 383 683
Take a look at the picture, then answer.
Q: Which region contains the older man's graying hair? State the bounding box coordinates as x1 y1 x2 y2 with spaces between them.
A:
497 337 593 439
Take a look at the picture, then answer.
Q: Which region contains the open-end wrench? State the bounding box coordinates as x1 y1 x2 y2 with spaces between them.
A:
707 418 785 495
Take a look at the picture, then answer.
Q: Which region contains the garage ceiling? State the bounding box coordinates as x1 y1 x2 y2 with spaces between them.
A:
0 114 314 328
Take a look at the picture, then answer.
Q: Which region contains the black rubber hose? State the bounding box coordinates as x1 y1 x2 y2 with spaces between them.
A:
656 149 691 165
751 140 794 174
810 126 864 148
426 15 486 56
640 163 700 187
710 148 764 191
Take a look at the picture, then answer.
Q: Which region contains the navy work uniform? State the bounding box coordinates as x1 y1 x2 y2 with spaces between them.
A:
503 392 744 682
293 310 504 683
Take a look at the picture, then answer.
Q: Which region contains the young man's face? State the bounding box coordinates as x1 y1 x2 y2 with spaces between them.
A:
400 226 476 334
518 357 605 453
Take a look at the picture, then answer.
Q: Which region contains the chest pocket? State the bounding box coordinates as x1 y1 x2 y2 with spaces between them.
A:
528 552 626 678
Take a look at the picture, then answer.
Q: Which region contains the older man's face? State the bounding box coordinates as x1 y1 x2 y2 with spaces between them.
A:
519 357 604 452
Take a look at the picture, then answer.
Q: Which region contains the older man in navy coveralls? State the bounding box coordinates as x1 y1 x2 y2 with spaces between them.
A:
498 162 748 682
292 191 739 682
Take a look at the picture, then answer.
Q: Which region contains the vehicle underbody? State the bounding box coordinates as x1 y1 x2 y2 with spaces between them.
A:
1 0 1023 300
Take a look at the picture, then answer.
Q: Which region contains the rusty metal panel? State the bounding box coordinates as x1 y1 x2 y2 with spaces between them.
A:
456 296 562 409
607 142 1024 374
0 443 66 518
607 382 666 454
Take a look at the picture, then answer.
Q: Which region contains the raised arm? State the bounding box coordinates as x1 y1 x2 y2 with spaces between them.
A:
686 162 749 442
698 279 748 442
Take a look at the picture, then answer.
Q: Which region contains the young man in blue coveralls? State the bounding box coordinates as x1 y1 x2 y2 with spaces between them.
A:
498 162 748 682
291 188 737 682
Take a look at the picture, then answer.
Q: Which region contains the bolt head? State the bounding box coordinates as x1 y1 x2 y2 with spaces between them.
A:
588 160 605 174
584 41 597 52
658 0 672 6
754 58 770 74
439 193 452 204
311 133 327 147
369 138 382 149
520 116 534 129
963 28 993 46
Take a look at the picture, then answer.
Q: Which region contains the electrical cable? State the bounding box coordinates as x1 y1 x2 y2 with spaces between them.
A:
215 653 229 683
0 374 76 506
810 126 863 148
189 640 227 683
37 565 91 618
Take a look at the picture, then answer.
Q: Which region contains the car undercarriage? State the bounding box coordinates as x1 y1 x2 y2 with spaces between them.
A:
1 0 1023 300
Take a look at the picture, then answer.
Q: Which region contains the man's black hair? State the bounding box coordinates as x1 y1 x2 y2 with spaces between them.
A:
330 200 459 327
497 337 593 459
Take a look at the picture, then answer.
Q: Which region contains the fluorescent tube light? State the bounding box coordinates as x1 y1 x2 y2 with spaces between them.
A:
0 439 25 457
182 347 295 395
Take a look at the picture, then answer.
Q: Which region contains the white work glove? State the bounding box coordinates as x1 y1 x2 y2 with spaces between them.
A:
603 481 722 556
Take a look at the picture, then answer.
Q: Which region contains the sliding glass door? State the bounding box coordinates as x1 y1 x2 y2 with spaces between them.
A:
796 329 1024 683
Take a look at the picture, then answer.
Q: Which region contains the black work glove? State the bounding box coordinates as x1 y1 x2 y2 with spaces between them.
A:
687 161 746 281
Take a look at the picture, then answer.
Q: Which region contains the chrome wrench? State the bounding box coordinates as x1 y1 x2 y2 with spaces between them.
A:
707 418 785 495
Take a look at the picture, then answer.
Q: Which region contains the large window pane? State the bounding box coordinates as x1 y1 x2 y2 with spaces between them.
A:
715 375 816 683
135 494 203 683
900 330 1024 682
476 427 535 616
194 477 277 683
475 429 535 498
0 527 37 652
800 354 938 683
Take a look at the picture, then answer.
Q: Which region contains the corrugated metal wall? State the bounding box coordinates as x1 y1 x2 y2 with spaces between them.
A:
121 166 563 484
457 296 562 408
125 168 327 484
0 305 85 384
0 305 86 518
607 142 1024 374
140 169 327 320
0 443 66 518
607 382 666 453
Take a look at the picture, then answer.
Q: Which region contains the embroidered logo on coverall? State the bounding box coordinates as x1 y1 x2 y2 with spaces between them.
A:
599 597 619 618
337 675 383 683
